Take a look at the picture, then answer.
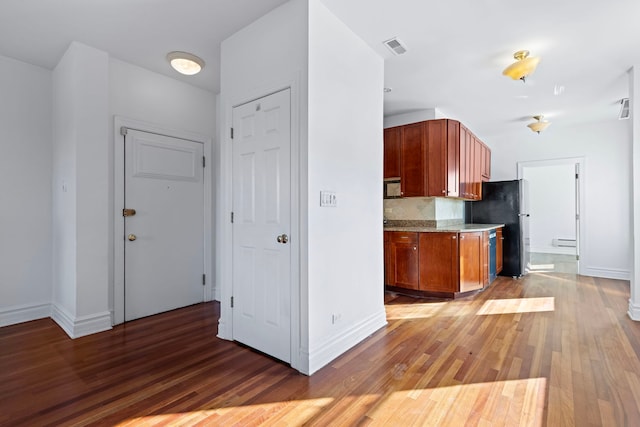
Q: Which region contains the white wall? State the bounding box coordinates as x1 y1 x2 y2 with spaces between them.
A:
0 55 52 326
306 0 386 374
522 164 576 255
109 58 216 309
219 0 309 371
490 119 632 279
52 42 112 337
630 65 640 320
220 0 386 375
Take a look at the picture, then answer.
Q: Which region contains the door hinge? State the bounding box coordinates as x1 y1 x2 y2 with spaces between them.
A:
576 214 580 220
202 274 206 286
202 156 206 168
231 212 234 223
231 296 234 308
120 126 128 136
576 255 580 261
575 173 579 179
230 128 234 139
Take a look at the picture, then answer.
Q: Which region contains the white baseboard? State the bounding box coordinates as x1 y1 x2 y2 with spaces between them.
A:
582 267 630 281
629 300 640 321
530 246 576 256
51 304 112 339
307 308 388 376
0 302 51 327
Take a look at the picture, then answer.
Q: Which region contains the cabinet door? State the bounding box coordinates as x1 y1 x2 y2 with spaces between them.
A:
446 120 460 198
459 232 483 292
384 127 401 179
473 137 483 200
459 126 471 199
389 232 419 289
419 232 459 292
400 123 427 197
384 231 393 285
496 227 503 274
481 143 491 181
426 119 447 197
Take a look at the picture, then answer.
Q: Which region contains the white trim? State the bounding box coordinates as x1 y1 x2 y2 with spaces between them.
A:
51 304 112 339
582 267 630 280
530 245 576 256
0 303 51 327
629 300 640 321
307 311 388 376
218 75 303 373
113 116 213 325
517 157 586 276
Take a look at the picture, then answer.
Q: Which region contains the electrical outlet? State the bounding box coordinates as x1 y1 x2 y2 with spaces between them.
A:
331 313 342 324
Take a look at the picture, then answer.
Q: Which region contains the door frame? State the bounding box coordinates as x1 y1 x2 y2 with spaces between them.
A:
113 116 213 325
517 157 585 275
217 77 302 372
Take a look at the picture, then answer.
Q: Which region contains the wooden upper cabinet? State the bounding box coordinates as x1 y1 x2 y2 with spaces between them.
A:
382 119 489 201
400 123 427 197
481 143 491 181
419 232 459 292
473 136 483 200
384 127 401 179
426 119 448 197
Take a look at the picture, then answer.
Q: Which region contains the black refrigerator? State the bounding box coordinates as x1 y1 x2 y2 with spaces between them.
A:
466 179 530 277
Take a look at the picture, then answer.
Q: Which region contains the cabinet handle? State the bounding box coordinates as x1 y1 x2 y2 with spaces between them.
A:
442 190 446 194
452 236 457 239
413 246 417 250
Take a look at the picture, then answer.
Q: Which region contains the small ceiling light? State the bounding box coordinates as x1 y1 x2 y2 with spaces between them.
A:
527 115 551 134
167 51 205 75
503 50 540 82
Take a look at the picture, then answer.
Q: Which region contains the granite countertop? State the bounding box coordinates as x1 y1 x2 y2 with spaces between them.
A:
384 223 504 233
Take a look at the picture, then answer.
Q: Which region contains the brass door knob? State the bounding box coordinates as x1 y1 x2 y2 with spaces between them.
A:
128 234 137 241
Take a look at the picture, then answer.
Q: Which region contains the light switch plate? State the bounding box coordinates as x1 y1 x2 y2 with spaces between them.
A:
320 191 337 207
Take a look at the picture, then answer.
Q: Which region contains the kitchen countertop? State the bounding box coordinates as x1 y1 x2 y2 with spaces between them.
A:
384 223 504 233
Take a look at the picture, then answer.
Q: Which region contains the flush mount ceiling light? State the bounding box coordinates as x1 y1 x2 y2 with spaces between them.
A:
166 51 205 75
527 115 551 134
503 50 540 82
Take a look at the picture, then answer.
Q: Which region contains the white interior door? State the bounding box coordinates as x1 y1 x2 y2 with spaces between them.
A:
124 129 204 321
232 89 291 363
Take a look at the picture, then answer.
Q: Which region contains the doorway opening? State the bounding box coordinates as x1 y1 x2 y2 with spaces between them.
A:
518 158 584 275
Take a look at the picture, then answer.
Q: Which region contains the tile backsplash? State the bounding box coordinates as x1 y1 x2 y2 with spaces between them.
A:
384 197 465 226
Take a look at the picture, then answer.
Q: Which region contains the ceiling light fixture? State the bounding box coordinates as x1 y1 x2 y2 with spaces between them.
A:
166 51 205 76
527 115 551 134
503 50 540 82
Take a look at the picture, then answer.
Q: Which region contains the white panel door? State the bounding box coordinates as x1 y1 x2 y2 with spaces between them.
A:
232 89 291 363
124 130 204 321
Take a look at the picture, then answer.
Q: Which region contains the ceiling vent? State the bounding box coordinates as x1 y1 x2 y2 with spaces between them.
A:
619 98 630 120
383 37 408 55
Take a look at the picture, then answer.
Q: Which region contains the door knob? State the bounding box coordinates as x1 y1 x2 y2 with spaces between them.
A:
277 234 289 244
127 234 137 241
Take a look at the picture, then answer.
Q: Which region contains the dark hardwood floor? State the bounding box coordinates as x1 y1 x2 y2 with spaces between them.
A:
2 272 640 426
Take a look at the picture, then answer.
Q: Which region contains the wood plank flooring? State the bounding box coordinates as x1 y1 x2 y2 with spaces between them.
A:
2 273 640 426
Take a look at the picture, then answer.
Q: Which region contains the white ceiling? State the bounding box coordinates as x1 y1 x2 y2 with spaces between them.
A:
1 0 639 139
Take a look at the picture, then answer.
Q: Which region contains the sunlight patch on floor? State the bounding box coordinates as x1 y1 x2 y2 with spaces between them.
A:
477 297 555 315
385 302 472 320
116 397 334 426
366 378 546 426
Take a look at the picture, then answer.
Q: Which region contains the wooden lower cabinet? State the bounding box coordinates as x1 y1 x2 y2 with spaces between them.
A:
419 232 459 292
385 230 495 297
386 232 419 290
459 232 484 292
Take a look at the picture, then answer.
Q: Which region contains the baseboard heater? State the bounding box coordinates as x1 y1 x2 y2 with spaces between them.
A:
552 238 576 248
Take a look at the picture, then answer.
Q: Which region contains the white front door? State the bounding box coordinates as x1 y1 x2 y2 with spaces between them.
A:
232 89 291 363
124 129 204 321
